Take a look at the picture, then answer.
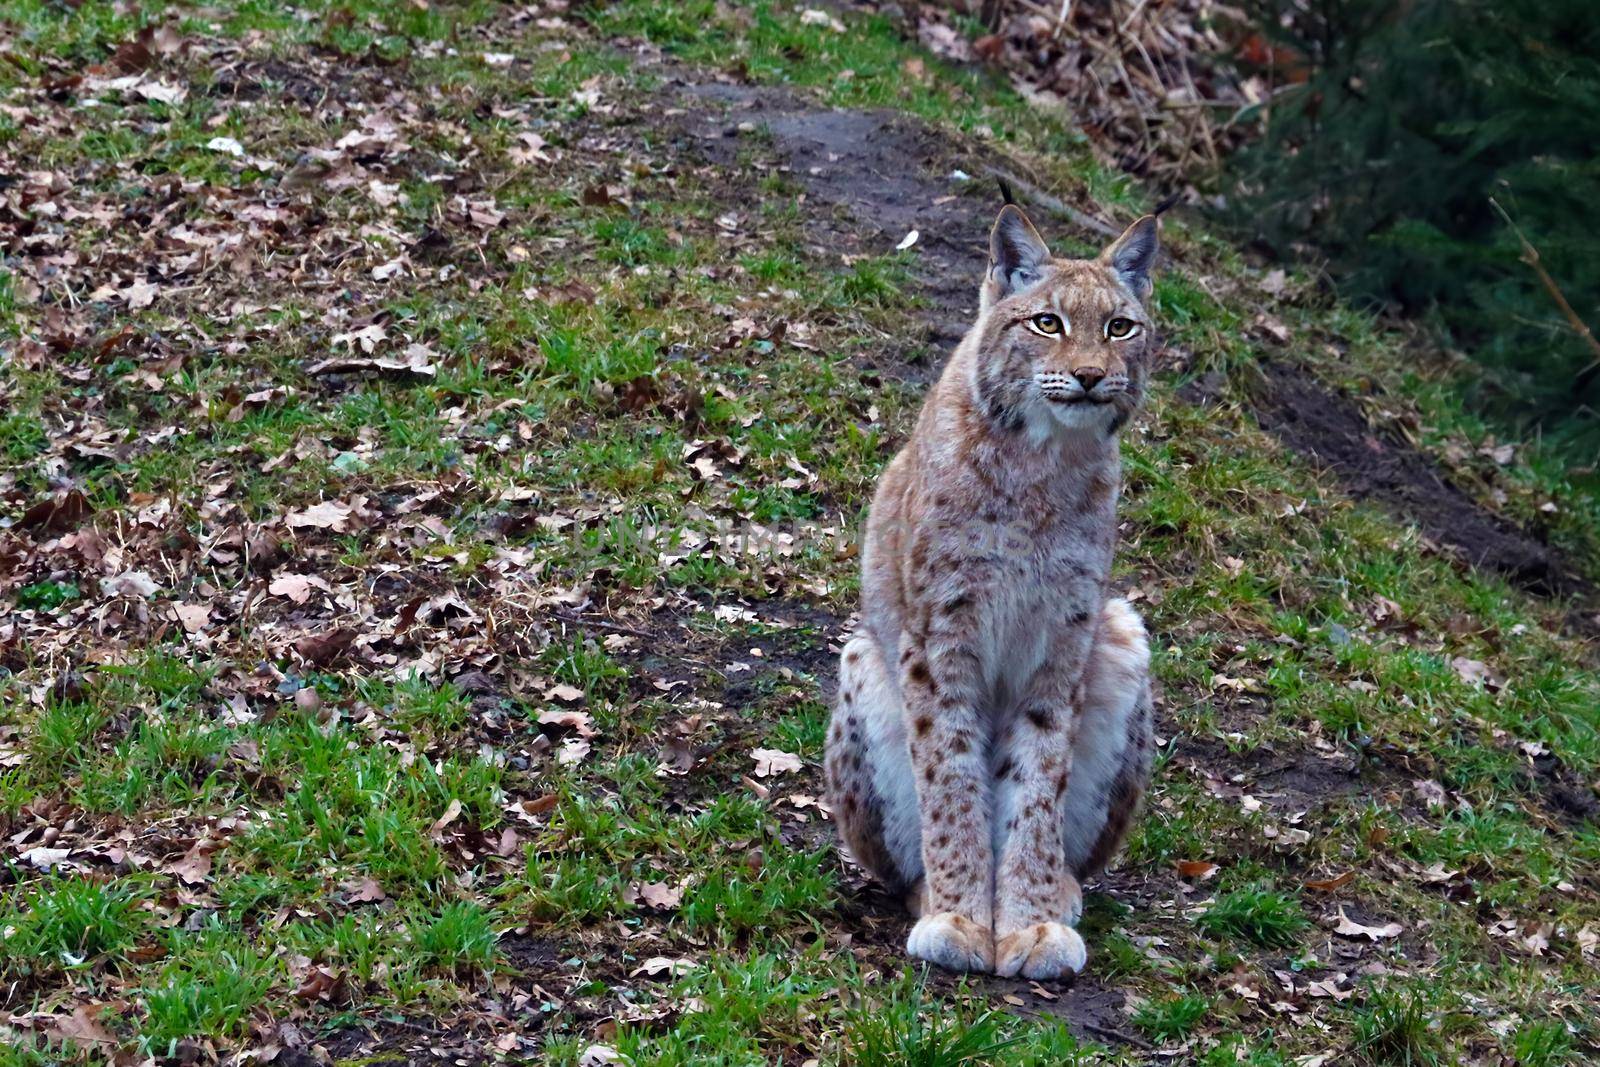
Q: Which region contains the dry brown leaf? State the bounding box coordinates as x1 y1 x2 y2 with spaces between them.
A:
293 964 343 1002
343 875 386 903
268 573 330 603
1331 907 1403 941
100 570 160 598
285 500 358 532
1450 656 1495 688
17 490 93 534
1304 871 1356 893
1412 779 1448 809
545 682 585 703
428 798 463 836
19 846 76 871
522 793 560 816
537 709 596 737
227 739 261 766
293 627 357 666
750 747 802 777
165 837 219 885
172 602 211 633
629 956 696 978
626 880 685 910
1174 860 1218 880
48 1003 118 1051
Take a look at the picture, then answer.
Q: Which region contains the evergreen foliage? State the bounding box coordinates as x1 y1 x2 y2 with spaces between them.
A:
1226 0 1600 450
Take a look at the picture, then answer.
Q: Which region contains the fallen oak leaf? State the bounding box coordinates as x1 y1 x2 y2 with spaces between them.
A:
1331 907 1403 941
48 1003 119 1051
19 846 77 871
165 836 221 886
293 964 344 1002
285 499 359 533
331 323 387 352
1412 779 1448 809
1304 976 1356 1001
292 627 357 666
227 739 260 766
428 798 463 837
342 875 386 903
629 956 697 978
267 572 332 604
306 344 438 379
100 570 160 598
537 709 596 738
1174 860 1218 881
556 738 591 766
1450 656 1498 689
1522 923 1553 956
1304 871 1356 893
1415 862 1459 884
750 747 802 777
625 881 685 910
171 602 211 634
16 490 93 534
520 793 560 817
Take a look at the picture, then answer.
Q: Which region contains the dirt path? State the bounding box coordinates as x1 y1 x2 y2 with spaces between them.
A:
1253 364 1580 593
674 77 999 374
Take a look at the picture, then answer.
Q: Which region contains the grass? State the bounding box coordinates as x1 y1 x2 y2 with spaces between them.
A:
1351 985 1453 1066
1 0 1598 1062
841 978 1021 1065
0 876 152 977
1195 884 1310 949
1132 991 1212 1043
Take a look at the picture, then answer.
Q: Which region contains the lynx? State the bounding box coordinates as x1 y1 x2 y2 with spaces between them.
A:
824 200 1158 980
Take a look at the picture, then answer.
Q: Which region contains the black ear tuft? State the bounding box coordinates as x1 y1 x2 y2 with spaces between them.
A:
1100 214 1160 298
997 176 1018 207
989 204 1051 299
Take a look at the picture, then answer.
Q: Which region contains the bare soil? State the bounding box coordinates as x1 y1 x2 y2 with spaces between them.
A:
674 77 995 378
1252 363 1578 594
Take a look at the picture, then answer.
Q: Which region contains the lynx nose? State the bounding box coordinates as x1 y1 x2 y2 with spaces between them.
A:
1071 367 1106 391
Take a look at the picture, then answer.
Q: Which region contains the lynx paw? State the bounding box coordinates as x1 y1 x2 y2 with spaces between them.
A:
994 921 1086 980
906 912 994 973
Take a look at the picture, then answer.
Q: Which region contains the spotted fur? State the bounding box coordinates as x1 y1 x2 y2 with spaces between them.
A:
824 205 1159 979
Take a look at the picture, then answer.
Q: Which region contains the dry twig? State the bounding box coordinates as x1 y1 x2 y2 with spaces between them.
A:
985 166 1122 237
1490 197 1600 388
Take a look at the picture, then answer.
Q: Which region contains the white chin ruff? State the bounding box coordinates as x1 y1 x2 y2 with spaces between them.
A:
1044 399 1116 432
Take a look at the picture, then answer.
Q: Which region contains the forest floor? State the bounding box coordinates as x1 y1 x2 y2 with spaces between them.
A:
2 2 1599 1065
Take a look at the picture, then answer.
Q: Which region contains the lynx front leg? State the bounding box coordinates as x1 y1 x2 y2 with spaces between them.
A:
991 650 1092 980
901 630 994 973
991 597 1152 979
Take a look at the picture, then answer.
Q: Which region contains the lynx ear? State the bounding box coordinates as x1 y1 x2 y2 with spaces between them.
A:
985 204 1051 306
1100 214 1160 299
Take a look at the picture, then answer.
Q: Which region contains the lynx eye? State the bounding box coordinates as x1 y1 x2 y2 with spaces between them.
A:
1027 313 1064 336
1106 317 1140 340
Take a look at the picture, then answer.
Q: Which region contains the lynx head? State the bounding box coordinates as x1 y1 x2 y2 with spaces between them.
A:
970 203 1159 439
